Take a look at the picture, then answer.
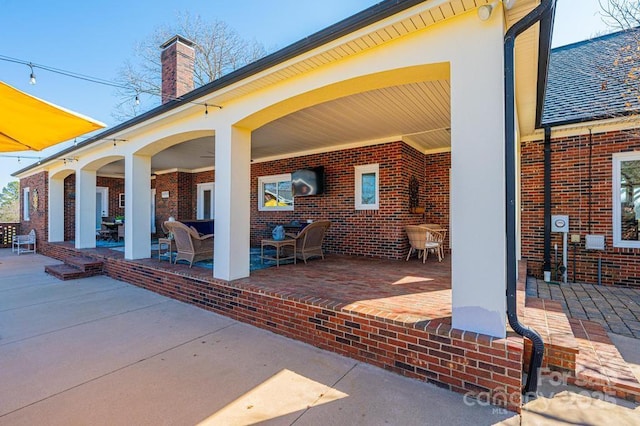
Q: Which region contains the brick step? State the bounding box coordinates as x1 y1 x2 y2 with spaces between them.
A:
44 257 104 281
568 318 640 403
523 297 579 374
65 256 104 274
45 263 90 281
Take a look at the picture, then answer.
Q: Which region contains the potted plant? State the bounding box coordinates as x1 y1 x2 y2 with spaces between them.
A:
115 215 124 224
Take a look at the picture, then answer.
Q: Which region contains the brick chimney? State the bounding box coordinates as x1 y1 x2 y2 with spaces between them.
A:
160 35 195 104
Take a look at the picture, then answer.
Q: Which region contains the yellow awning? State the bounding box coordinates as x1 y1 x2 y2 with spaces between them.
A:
0 81 105 152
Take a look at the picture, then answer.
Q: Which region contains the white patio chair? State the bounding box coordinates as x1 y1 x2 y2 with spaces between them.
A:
12 229 36 255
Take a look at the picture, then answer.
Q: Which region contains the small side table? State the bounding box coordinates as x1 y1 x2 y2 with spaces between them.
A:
158 237 176 262
261 238 296 267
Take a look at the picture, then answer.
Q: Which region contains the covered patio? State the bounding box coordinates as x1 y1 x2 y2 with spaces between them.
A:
13 0 559 412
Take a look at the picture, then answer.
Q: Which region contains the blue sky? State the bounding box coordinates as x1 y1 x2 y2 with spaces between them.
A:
0 0 611 190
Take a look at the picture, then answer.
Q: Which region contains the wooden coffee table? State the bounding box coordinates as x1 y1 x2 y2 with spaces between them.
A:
261 238 296 267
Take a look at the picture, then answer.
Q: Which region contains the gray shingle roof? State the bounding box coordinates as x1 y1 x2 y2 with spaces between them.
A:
542 28 640 126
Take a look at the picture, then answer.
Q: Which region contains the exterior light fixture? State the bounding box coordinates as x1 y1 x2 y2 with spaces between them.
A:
478 4 494 21
479 1 514 21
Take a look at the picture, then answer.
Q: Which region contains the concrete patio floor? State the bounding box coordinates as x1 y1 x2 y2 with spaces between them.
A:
1 249 639 424
0 250 513 425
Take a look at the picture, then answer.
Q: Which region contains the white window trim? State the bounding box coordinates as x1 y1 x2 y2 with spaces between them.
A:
23 187 30 221
258 173 294 212
355 164 379 210
197 182 215 220
613 152 640 248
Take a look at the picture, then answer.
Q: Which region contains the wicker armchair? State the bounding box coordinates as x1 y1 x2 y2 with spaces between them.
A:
418 224 447 260
164 221 213 267
405 225 442 263
284 220 331 264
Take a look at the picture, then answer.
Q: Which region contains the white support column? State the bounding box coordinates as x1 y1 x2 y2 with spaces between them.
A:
214 125 251 280
450 19 506 338
124 154 151 260
75 169 97 249
48 175 65 242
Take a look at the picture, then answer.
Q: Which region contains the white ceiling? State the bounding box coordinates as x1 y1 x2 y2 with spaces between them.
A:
98 79 451 176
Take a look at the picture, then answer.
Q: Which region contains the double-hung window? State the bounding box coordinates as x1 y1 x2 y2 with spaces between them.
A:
258 174 294 211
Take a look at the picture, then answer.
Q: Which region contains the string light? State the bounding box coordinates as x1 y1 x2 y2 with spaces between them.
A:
28 63 36 85
109 138 127 148
0 154 42 161
0 54 223 110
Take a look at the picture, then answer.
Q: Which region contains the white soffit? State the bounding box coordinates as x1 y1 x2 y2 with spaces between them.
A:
198 0 501 107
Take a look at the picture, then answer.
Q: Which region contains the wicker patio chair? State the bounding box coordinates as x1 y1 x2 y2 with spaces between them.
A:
164 221 213 267
423 228 443 262
283 220 331 264
405 225 442 263
418 224 447 260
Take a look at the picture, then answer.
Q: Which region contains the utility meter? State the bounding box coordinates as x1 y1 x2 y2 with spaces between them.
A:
551 215 569 233
550 215 569 283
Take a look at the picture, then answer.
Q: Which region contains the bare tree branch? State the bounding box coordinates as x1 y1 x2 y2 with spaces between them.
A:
112 12 266 120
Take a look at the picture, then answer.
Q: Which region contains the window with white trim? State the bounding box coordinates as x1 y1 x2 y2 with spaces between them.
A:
23 187 30 221
197 182 215 219
613 152 640 248
355 164 379 210
258 174 293 211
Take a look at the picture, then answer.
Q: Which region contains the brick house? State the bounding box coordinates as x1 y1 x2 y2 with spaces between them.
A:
13 0 555 344
10 0 554 336
521 28 640 288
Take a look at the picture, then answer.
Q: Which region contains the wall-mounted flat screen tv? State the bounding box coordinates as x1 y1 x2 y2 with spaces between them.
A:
292 166 324 196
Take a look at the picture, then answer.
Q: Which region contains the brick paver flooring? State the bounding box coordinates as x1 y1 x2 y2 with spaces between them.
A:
527 279 640 339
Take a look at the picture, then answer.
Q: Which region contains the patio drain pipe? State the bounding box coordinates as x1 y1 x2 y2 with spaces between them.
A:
504 0 556 395
543 126 552 282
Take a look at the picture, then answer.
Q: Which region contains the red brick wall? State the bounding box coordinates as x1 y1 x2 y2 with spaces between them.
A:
20 172 48 247
155 173 180 231
49 141 453 261
64 175 75 241
63 175 125 241
250 142 432 259
521 130 640 287
98 176 125 218
423 152 451 249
